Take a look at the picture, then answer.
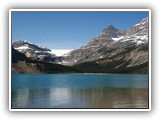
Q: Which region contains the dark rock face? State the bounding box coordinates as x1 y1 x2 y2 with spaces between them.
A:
12 47 27 63
12 47 40 73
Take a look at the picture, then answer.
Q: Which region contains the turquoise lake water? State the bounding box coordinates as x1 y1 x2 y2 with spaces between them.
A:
11 74 148 109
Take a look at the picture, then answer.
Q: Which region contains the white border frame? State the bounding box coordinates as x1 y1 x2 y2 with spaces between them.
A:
9 9 151 111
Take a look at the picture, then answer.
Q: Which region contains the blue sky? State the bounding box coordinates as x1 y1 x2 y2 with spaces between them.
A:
12 11 148 49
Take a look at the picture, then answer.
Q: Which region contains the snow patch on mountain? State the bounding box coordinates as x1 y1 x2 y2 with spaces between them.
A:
112 36 124 41
15 45 32 50
137 41 145 45
50 49 73 56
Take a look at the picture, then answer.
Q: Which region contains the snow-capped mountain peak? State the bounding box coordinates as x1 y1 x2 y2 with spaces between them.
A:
13 40 56 62
13 40 51 52
66 17 149 66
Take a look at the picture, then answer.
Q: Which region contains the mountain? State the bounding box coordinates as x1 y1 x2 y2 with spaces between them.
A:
12 47 81 73
13 40 60 63
12 40 72 64
66 17 149 74
13 40 51 52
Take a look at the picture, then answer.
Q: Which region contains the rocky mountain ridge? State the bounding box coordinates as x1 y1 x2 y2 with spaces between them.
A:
66 17 148 67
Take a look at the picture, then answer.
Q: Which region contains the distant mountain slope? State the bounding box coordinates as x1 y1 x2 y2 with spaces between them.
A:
13 40 57 62
12 48 81 73
13 40 51 52
12 40 72 64
73 43 148 74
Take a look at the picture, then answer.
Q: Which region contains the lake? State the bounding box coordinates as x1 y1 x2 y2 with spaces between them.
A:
11 74 149 109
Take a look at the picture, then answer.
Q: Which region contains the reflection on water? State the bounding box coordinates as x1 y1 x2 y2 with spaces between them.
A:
12 74 148 109
12 87 148 108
